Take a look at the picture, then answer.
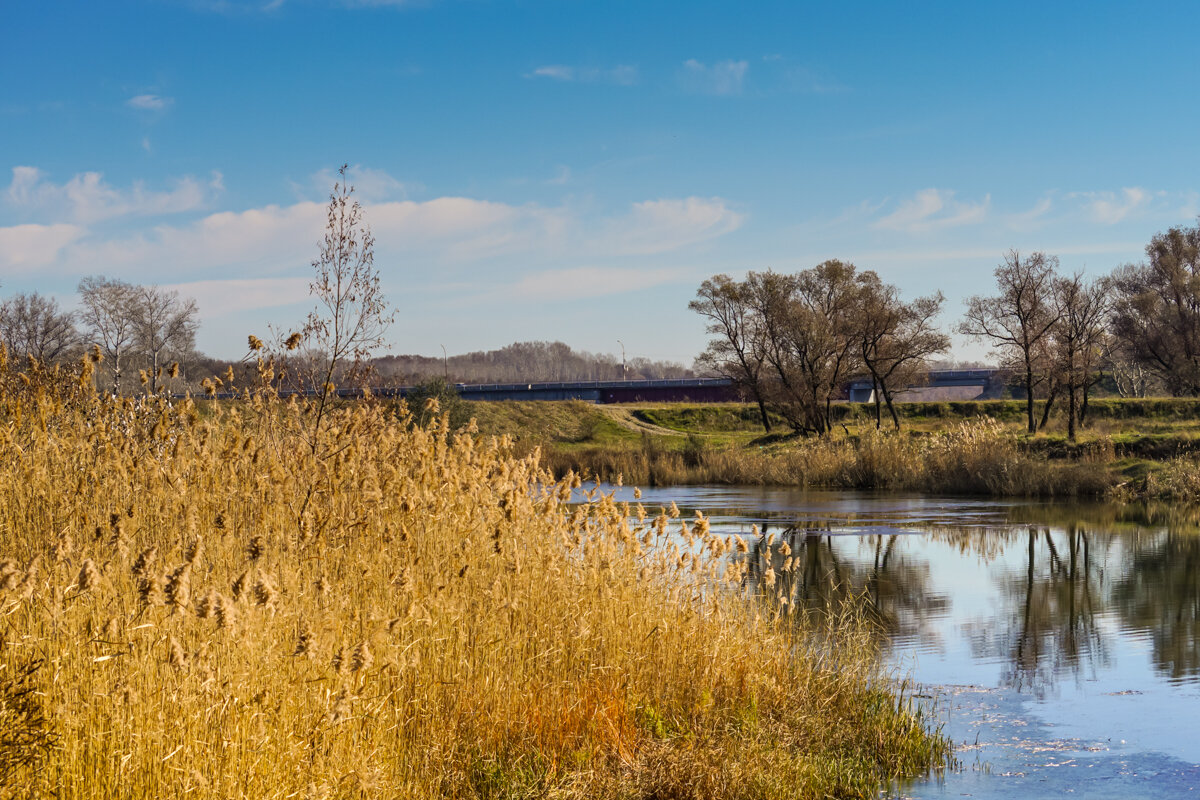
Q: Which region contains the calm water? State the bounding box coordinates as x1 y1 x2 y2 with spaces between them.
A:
598 485 1200 799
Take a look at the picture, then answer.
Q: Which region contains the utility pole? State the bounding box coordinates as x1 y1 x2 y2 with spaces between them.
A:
618 339 626 381
440 344 448 381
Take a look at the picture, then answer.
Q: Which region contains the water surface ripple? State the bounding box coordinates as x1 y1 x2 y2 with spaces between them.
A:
598 485 1200 799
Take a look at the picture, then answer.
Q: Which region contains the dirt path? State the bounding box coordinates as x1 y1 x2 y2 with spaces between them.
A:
599 407 687 437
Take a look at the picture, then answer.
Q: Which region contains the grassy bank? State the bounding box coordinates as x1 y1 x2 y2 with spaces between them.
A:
0 365 949 798
467 399 1200 497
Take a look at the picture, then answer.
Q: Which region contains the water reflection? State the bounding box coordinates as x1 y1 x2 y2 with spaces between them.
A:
604 486 1200 692
1113 532 1200 682
963 526 1111 697
594 485 1200 790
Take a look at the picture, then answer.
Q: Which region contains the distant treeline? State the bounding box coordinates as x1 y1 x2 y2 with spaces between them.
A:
691 219 1200 441
374 341 692 385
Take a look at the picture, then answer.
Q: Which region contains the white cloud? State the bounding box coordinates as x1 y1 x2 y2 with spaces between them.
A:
510 266 686 301
161 277 312 318
680 59 748 95
595 197 744 255
126 94 173 111
310 164 408 202
546 165 571 186
1073 187 1152 225
525 64 638 85
5 167 216 224
0 223 86 273
1006 195 1055 230
529 65 574 81
20 191 740 284
873 188 990 233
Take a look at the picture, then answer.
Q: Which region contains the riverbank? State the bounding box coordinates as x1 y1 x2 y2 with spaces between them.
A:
467 399 1200 498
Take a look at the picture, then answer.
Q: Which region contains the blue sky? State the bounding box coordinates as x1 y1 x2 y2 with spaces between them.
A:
3 1 1199 364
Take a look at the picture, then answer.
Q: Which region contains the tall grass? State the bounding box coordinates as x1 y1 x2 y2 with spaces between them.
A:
0 354 948 799
546 419 1117 497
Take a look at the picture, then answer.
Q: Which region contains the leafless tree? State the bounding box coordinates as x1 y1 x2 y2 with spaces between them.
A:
1109 222 1200 395
959 251 1061 434
77 276 138 393
691 274 772 431
856 274 950 430
301 166 393 416
751 263 862 435
1050 272 1111 440
132 285 199 394
0 292 79 363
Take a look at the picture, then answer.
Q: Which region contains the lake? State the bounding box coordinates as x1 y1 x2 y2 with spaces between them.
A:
597 484 1200 799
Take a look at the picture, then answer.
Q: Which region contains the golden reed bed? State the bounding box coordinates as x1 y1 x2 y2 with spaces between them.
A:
0 355 947 799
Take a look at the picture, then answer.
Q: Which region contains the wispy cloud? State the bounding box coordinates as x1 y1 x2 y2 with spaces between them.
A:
0 223 86 272
161 277 311 318
680 59 748 95
873 188 990 233
126 94 173 111
5 167 220 224
593 197 744 255
1071 187 1153 225
509 266 686 301
1006 194 1055 230
525 64 638 85
0 186 743 282
308 164 410 202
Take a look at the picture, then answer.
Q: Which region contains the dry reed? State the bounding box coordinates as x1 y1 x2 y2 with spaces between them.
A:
0 355 948 799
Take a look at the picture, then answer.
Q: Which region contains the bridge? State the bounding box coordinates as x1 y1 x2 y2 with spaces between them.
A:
362 377 739 403
846 369 1003 403
190 377 739 403
197 370 1004 404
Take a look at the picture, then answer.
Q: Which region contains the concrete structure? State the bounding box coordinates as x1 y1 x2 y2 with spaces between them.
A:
845 369 1004 403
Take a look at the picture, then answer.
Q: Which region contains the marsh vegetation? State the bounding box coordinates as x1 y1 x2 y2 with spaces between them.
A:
0 355 950 799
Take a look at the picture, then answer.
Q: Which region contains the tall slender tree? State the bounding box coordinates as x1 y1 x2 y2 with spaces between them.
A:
856 274 949 430
959 251 1060 434
132 285 199 393
690 274 772 431
77 276 138 393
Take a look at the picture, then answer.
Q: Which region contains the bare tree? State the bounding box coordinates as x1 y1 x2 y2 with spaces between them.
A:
751 263 862 436
855 274 949 430
300 164 394 451
0 292 79 363
1109 222 1200 395
690 274 772 431
131 285 199 394
77 276 138 393
959 251 1061 434
1050 272 1111 440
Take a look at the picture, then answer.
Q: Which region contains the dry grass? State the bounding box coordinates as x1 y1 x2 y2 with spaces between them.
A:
0 353 948 799
547 419 1117 497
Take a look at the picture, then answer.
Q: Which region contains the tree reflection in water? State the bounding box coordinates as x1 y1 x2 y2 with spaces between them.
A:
1113 532 1200 682
962 525 1112 697
740 523 949 650
735 522 1116 698
721 498 1200 697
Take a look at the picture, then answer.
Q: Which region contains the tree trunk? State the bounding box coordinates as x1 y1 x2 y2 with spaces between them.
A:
872 377 882 430
1024 361 1036 434
1067 382 1078 442
754 393 772 433
1038 383 1058 432
1080 379 1093 428
883 388 902 431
